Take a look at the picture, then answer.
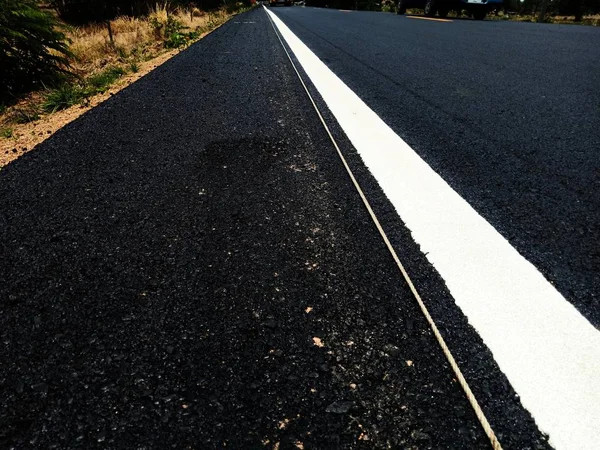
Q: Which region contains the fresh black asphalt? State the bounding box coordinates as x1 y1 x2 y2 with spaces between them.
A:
272 6 600 329
0 6 575 449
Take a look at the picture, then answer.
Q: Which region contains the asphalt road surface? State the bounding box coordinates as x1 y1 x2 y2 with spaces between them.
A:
272 6 600 328
1 6 598 450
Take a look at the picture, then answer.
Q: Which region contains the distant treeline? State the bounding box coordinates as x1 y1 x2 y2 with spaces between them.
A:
305 0 600 18
305 0 379 10
46 0 600 22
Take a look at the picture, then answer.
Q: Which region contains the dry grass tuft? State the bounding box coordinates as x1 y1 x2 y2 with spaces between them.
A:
68 19 155 71
577 14 600 26
67 4 228 74
148 2 170 23
148 3 218 29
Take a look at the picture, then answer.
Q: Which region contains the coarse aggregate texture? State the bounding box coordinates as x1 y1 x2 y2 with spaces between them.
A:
1 7 552 450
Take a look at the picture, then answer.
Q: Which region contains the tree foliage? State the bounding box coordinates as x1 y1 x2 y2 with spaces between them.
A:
0 0 72 102
51 0 149 23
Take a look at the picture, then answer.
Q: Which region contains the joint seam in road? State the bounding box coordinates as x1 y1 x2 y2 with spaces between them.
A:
265 6 502 450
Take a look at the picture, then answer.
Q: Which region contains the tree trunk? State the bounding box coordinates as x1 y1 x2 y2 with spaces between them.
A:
106 21 114 45
537 0 550 22
574 0 583 21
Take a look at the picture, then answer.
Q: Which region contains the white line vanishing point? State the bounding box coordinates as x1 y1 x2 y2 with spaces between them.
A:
265 7 600 450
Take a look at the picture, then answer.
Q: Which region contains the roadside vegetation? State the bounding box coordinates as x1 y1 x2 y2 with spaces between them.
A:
315 0 600 24
489 12 599 25
0 0 253 154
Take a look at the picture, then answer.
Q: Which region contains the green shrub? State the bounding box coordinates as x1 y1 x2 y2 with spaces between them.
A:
0 0 72 102
149 15 163 39
150 15 191 48
165 31 186 48
164 17 186 48
87 66 126 94
381 1 395 12
1 127 13 138
116 46 128 58
43 84 85 113
42 65 125 114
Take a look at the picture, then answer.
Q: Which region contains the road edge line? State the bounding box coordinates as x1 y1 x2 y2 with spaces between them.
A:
264 6 502 449
264 7 600 450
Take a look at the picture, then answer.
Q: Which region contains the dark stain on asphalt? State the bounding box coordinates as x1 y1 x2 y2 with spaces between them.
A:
0 132 488 448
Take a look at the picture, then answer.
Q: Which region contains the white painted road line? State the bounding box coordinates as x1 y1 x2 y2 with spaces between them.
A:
265 7 600 450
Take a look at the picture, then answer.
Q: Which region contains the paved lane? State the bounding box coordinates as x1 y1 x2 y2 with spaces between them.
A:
0 8 547 449
271 6 600 328
267 7 600 449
